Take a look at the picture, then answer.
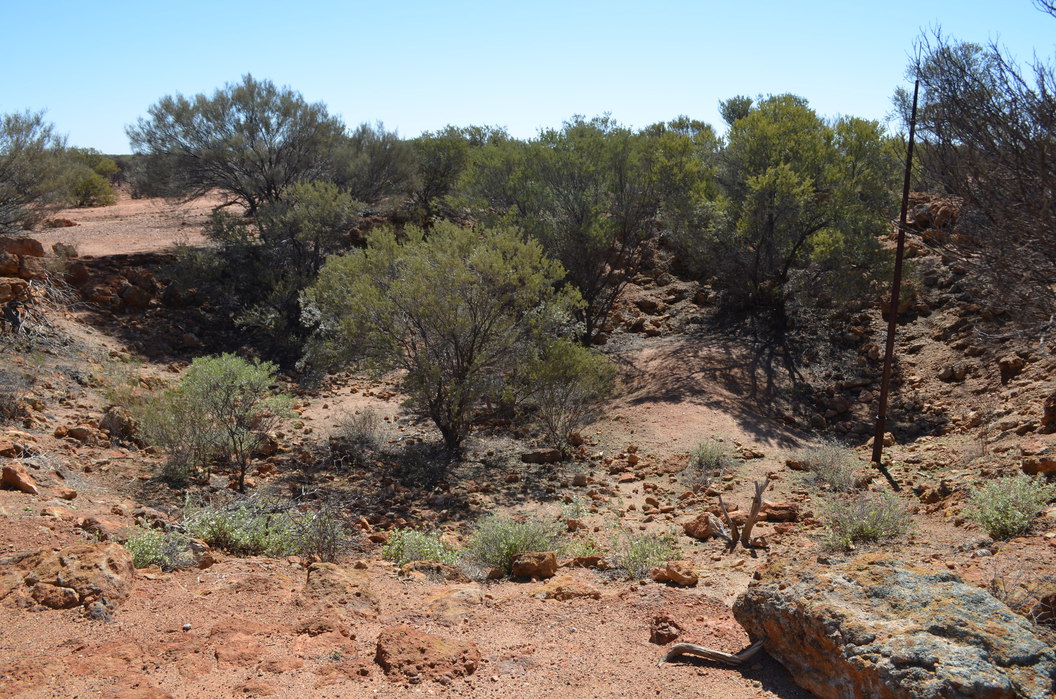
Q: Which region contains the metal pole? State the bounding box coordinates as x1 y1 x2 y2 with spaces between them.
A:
871 79 920 491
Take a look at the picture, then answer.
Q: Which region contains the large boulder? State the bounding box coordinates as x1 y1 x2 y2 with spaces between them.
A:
733 554 1056 699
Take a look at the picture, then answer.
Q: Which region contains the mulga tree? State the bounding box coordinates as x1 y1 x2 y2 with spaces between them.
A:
302 222 581 453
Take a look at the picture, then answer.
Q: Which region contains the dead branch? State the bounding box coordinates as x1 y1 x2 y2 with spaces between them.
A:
716 494 739 552
739 479 770 547
658 638 766 667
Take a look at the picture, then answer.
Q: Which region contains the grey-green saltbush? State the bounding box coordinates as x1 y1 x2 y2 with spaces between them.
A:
966 474 1056 540
464 515 564 574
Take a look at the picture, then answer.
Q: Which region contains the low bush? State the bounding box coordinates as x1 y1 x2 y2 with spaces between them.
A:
682 439 735 490
824 490 911 550
381 528 460 566
0 369 30 423
609 530 680 579
966 475 1056 540
123 527 193 571
294 505 358 562
327 409 380 470
797 442 862 492
183 497 299 557
522 340 615 452
464 515 564 575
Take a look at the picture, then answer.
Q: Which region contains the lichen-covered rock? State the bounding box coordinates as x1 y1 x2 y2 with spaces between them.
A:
733 553 1056 699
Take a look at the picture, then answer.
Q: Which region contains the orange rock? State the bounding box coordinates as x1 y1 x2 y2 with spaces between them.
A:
1 462 38 494
511 551 557 579
374 625 481 682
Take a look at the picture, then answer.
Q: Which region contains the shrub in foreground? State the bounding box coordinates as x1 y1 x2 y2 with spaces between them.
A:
966 475 1056 540
609 530 680 580
381 528 459 566
464 515 564 575
824 490 911 550
682 439 735 490
123 527 193 571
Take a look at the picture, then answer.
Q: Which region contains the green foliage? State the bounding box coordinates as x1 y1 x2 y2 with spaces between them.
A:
381 528 460 566
126 74 346 213
67 170 117 207
133 386 221 486
701 95 898 324
183 497 299 557
333 122 417 205
464 515 564 575
463 116 660 343
131 354 292 490
966 475 1056 540
63 147 119 207
521 339 615 452
683 439 736 490
609 530 679 579
123 527 193 570
797 442 862 492
0 110 68 233
180 354 293 491
304 222 578 451
823 490 911 550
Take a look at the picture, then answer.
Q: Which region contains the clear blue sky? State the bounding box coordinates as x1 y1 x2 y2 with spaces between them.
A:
2 0 1053 154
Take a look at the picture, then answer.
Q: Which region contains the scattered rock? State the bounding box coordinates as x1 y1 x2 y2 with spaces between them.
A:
572 472 589 487
1 462 39 495
1042 391 1056 434
521 449 563 464
649 614 683 645
998 355 1027 383
682 512 726 540
99 405 137 442
78 517 135 543
0 237 45 257
733 553 1056 699
762 501 801 523
650 560 698 587
530 575 601 601
511 551 557 579
374 625 481 683
399 561 470 583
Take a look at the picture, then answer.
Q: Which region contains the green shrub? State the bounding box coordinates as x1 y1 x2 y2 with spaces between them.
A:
609 530 680 579
464 515 564 574
183 497 298 557
134 387 221 486
683 439 735 490
966 475 1056 540
522 339 615 453
797 442 862 492
123 527 193 571
69 170 117 207
294 505 358 563
824 490 911 550
381 528 459 566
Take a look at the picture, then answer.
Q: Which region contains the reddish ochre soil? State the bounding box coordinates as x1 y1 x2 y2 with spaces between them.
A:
1 192 1053 698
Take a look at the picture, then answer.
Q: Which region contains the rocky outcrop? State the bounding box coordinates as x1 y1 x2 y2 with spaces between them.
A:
304 562 379 615
733 554 1056 699
374 625 480 683
650 560 698 587
2 543 136 610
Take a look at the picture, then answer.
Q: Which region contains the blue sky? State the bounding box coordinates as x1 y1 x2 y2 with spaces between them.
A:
2 1 1053 154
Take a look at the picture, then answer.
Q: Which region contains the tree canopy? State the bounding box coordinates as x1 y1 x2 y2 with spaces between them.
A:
126 74 346 213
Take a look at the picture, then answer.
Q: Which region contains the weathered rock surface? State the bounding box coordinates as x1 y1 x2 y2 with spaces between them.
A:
3 543 136 609
1 462 39 495
511 551 557 579
374 625 481 682
650 560 698 587
530 574 601 601
733 553 1056 699
682 512 726 540
304 562 379 615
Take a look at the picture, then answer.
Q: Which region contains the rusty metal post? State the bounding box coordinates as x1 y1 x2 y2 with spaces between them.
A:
871 79 920 491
